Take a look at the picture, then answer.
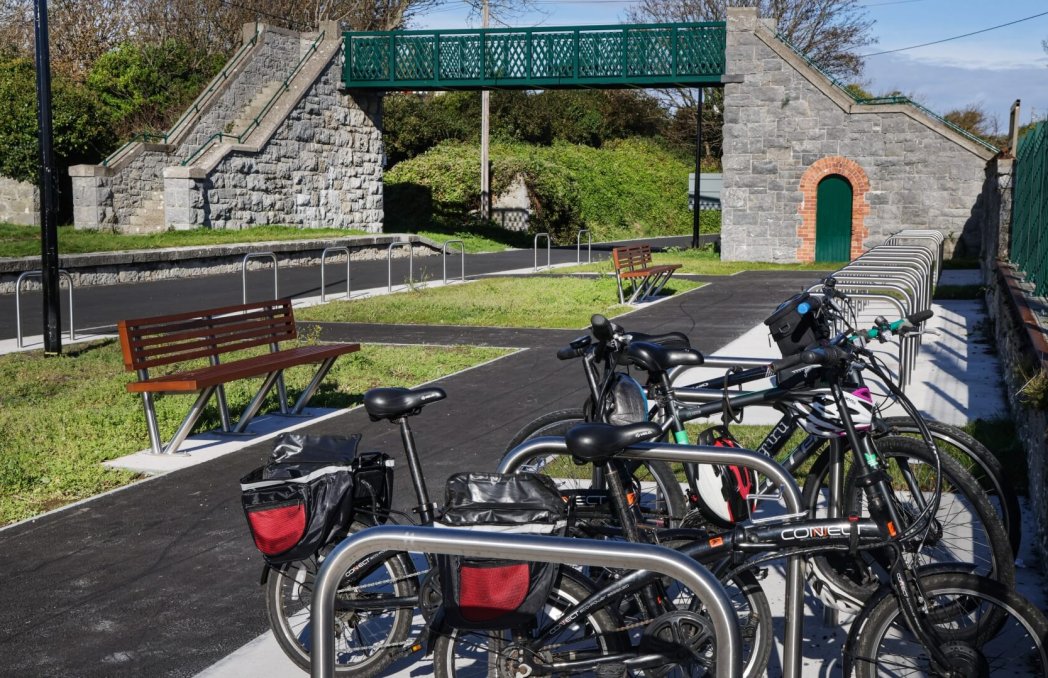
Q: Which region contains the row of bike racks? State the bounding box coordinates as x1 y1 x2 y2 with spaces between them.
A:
312 440 807 678
532 229 594 271
14 270 76 348
810 230 944 390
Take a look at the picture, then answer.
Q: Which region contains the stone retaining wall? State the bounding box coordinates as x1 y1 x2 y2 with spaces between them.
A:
721 8 994 262
0 177 39 227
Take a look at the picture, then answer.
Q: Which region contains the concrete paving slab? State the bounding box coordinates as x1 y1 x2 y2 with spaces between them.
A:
0 331 116 356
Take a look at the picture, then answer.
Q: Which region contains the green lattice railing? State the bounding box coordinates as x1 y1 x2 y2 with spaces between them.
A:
1013 122 1048 297
773 33 999 154
343 22 726 90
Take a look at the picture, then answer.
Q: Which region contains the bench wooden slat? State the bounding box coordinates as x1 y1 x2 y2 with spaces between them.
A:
126 308 294 348
128 318 295 363
126 343 361 393
611 244 680 304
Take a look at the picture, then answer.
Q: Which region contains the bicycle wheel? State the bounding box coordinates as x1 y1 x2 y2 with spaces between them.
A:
882 416 1021 557
265 524 418 677
431 567 630 678
802 436 1014 611
848 572 1048 677
503 408 687 526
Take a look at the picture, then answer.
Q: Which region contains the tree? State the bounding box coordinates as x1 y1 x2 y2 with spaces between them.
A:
943 104 1003 147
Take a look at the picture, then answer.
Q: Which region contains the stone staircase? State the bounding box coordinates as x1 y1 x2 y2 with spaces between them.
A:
225 82 284 138
124 190 166 233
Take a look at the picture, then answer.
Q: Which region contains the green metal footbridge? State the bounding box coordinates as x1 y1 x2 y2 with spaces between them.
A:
342 22 726 90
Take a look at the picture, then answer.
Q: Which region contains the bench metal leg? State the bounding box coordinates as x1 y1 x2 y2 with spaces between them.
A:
163 386 218 455
271 343 290 414
647 271 674 300
292 357 337 414
615 273 626 305
208 355 232 432
234 371 283 434
627 276 650 304
140 392 164 455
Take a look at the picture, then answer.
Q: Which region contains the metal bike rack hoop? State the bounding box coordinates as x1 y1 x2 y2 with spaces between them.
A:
387 241 415 292
534 232 551 271
498 437 806 678
577 229 592 264
441 239 465 285
320 246 351 303
241 252 278 303
14 269 76 349
311 525 741 678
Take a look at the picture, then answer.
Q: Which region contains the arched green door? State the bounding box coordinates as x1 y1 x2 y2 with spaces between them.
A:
815 175 853 262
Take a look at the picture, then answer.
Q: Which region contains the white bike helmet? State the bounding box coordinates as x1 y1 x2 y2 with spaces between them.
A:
792 387 874 437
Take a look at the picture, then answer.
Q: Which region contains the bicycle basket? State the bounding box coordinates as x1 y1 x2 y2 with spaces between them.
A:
691 426 755 528
436 472 568 630
240 433 373 564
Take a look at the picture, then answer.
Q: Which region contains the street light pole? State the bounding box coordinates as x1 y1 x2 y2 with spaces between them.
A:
480 0 490 221
34 0 62 354
691 87 703 249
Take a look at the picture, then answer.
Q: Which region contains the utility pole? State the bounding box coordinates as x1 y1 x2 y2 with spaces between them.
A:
691 88 703 249
34 0 62 354
480 0 491 220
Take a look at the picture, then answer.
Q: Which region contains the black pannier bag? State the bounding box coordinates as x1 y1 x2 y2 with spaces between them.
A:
436 472 568 630
240 434 392 564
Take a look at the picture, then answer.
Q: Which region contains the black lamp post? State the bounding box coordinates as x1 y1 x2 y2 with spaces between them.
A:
34 0 62 354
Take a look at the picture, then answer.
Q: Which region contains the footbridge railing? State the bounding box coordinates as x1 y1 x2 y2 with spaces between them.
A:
343 22 726 90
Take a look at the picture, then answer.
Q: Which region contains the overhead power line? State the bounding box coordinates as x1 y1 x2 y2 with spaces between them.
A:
862 9 1048 57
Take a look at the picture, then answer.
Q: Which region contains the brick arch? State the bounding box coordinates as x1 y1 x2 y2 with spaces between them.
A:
797 156 871 262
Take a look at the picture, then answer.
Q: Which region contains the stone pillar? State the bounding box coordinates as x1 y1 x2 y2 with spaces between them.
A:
163 167 209 230
0 177 40 226
68 165 115 230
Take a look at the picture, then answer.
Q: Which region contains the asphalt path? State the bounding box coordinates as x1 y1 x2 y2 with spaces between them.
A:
0 235 704 340
0 266 823 677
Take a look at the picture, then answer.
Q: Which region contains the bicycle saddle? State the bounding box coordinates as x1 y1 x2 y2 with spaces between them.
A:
625 341 704 374
363 386 447 421
627 331 692 350
565 422 663 463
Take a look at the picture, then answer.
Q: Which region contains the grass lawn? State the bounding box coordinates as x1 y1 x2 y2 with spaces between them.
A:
298 275 702 329
563 246 843 276
0 223 368 258
0 340 509 525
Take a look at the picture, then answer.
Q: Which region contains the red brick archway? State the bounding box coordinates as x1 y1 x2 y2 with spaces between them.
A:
797 156 870 262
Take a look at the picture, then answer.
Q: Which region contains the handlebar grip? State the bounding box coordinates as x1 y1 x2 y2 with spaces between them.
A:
769 352 805 372
907 309 934 324
801 345 850 366
557 346 584 360
590 314 614 342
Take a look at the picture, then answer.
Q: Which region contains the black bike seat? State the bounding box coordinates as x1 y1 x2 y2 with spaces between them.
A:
363 386 447 421
628 331 692 350
565 422 663 463
626 341 704 374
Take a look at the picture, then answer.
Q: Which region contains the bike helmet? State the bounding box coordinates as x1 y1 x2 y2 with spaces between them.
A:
791 387 874 438
604 373 650 425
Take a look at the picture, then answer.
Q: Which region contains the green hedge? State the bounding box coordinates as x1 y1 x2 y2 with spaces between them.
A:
385 138 720 244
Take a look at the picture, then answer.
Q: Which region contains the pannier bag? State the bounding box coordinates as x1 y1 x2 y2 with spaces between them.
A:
436 472 568 630
691 426 755 528
240 434 393 564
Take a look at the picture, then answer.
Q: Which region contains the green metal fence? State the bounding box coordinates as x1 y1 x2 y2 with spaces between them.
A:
1013 121 1048 297
343 22 726 90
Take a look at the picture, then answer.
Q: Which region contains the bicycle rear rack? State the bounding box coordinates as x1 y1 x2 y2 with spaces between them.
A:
310 525 742 678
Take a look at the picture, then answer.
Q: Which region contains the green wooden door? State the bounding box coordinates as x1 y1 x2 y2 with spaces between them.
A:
815 175 853 262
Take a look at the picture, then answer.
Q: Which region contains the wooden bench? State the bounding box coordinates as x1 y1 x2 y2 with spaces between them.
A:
118 299 360 455
611 244 682 304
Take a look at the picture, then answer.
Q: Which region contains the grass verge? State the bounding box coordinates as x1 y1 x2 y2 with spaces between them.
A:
0 340 509 525
298 276 701 329
0 224 368 258
561 246 842 276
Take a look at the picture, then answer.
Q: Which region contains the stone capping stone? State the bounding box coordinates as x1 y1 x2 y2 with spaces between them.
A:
0 234 440 275
188 30 344 174
796 156 871 262
751 24 995 161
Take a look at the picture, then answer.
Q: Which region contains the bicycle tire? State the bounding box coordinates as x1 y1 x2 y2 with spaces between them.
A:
502 408 687 525
847 572 1048 677
882 416 1021 557
801 436 1014 612
265 524 418 677
431 567 629 678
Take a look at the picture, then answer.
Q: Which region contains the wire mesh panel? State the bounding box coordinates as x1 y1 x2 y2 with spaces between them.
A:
343 22 725 90
1013 122 1048 296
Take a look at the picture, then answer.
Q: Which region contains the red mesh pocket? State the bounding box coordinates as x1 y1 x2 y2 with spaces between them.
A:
458 562 530 623
246 501 306 556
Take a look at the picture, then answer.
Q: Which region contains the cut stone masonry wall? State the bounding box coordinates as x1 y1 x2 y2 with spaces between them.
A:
0 177 39 227
721 8 994 262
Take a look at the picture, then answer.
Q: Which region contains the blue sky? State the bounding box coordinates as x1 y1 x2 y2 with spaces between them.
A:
414 0 1048 129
